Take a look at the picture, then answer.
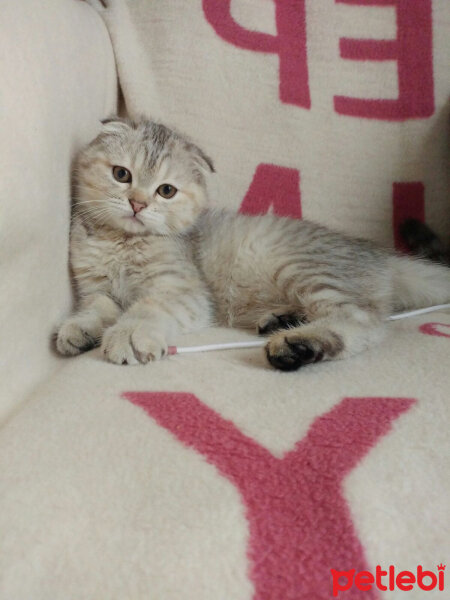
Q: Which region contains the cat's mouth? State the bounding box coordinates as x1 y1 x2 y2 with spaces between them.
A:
124 214 143 223
121 214 147 232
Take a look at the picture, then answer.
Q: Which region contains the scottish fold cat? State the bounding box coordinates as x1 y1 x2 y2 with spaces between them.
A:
56 118 450 370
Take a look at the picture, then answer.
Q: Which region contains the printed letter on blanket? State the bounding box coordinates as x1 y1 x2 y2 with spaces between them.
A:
124 392 414 599
202 0 310 108
334 0 434 120
239 164 302 219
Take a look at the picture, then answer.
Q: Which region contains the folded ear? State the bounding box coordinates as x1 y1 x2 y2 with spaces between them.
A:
100 116 131 135
189 143 215 174
198 147 215 173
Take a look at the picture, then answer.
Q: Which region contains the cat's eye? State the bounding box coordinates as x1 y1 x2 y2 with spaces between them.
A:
112 166 132 183
157 184 177 199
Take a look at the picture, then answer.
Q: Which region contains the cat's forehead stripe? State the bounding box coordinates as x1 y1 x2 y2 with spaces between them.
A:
138 124 175 171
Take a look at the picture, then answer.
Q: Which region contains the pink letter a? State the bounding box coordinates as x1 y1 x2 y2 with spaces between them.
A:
239 164 302 219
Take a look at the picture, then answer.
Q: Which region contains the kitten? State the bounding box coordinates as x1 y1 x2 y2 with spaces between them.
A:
56 118 450 371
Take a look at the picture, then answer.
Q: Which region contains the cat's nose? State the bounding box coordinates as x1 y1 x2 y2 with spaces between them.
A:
129 199 146 214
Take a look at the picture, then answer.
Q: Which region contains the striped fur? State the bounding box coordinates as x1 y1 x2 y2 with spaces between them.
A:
56 119 450 370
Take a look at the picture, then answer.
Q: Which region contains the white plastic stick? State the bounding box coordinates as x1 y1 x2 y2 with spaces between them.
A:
168 303 450 355
168 340 265 354
386 303 450 321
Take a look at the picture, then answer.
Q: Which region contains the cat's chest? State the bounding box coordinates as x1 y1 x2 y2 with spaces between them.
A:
71 233 174 308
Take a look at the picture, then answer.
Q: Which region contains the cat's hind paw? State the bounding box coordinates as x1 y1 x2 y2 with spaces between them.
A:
265 326 346 371
257 309 307 335
265 331 324 371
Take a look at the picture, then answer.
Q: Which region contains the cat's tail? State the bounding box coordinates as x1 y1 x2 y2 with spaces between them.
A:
390 254 450 310
399 218 449 265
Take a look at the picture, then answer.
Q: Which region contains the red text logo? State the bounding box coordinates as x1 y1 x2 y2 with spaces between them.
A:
331 564 445 596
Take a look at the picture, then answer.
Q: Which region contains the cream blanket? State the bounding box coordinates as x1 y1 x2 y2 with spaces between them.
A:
0 1 449 598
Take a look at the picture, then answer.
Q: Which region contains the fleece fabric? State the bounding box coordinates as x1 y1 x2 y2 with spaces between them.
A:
0 0 117 420
88 0 450 247
0 1 449 599
0 319 449 599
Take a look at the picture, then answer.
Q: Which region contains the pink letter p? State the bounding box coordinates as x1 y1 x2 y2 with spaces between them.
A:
202 0 310 109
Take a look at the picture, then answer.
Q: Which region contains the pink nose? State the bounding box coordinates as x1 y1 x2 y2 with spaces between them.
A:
130 199 146 214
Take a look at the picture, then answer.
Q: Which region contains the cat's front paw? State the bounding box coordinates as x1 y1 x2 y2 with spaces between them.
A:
101 321 168 365
56 319 99 356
